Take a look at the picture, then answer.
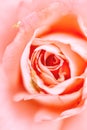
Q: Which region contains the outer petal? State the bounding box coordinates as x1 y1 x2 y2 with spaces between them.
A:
0 0 32 61
2 11 47 86
14 87 85 123
61 107 87 130
0 0 55 61
1 1 65 86
0 67 62 130
61 77 87 130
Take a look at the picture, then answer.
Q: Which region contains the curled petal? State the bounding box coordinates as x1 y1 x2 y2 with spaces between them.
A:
35 76 84 95
14 88 83 122
41 35 87 76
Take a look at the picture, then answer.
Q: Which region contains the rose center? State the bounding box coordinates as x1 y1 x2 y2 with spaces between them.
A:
46 54 60 66
30 44 71 86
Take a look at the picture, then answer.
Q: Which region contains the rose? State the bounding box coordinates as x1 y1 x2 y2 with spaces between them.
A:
0 0 87 130
0 0 63 130
14 0 87 122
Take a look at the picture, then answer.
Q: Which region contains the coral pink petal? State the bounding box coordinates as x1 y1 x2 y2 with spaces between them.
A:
1 1 63 85
61 107 87 130
14 88 82 112
2 10 47 85
41 34 87 76
37 77 84 95
0 0 33 62
0 0 54 61
0 66 63 130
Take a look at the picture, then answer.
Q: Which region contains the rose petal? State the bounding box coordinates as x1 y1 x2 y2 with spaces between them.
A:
14 88 82 111
2 11 47 85
48 14 86 38
0 0 33 62
14 87 85 123
61 105 87 130
1 51 63 130
33 76 84 95
41 34 87 76
1 1 64 85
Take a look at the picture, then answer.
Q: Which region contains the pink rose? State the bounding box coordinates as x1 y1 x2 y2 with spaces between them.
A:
0 0 87 130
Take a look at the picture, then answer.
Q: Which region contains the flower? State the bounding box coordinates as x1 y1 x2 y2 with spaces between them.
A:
0 0 87 130
14 1 87 122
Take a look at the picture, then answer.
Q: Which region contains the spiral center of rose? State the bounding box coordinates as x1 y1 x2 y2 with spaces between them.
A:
30 43 71 86
46 54 60 66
